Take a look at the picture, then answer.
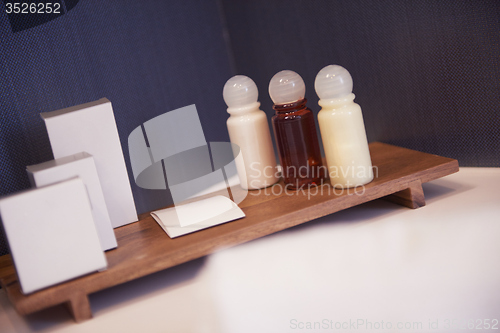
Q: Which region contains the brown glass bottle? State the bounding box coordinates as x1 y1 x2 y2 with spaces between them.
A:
272 98 325 189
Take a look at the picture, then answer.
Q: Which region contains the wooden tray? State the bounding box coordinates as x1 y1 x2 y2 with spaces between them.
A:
0 142 459 322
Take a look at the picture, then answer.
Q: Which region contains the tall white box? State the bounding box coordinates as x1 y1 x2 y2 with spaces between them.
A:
0 178 107 294
26 152 118 251
41 98 138 228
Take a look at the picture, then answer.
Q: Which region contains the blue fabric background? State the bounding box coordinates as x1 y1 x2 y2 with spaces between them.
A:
221 0 500 167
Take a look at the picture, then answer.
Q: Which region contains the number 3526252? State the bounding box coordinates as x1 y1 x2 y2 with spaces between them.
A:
5 2 61 14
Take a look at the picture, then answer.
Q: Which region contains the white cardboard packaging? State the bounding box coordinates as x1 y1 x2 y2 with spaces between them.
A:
41 98 138 228
26 152 118 251
0 178 107 294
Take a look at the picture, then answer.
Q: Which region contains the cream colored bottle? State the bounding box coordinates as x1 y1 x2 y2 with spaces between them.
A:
315 65 373 188
223 75 279 190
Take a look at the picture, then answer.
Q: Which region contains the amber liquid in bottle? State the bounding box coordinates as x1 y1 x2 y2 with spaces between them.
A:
272 98 325 189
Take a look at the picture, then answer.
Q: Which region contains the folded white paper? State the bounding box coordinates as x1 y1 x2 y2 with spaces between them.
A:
0 178 107 294
151 195 245 238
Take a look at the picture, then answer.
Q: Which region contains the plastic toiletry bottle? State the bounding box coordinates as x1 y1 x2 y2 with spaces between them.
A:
315 65 373 188
224 75 279 190
269 70 325 189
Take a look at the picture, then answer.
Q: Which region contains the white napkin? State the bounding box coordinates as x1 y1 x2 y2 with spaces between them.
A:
151 195 245 238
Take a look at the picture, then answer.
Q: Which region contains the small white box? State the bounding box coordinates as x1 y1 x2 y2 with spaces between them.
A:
26 152 117 251
0 178 107 294
41 98 138 228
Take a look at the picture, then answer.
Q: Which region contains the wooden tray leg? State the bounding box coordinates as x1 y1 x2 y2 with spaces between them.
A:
384 179 426 209
65 292 92 322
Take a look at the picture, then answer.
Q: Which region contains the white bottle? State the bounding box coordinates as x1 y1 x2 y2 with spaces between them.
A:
315 65 373 188
223 75 279 190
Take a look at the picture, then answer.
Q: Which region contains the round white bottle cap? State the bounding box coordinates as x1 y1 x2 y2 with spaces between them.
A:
314 65 353 100
223 75 258 108
268 70 306 105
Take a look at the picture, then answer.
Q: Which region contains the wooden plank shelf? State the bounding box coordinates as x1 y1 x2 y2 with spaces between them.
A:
0 142 459 322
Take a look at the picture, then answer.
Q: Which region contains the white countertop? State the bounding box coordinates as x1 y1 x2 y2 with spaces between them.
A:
1 167 499 333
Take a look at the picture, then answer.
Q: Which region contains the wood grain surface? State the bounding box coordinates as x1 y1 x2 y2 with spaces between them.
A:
0 142 459 322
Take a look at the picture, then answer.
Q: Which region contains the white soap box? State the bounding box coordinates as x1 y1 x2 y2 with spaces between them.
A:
0 178 107 294
26 152 117 251
41 98 138 228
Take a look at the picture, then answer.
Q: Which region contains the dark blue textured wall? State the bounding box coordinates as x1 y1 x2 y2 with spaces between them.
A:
0 0 234 255
222 0 500 167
